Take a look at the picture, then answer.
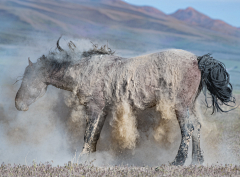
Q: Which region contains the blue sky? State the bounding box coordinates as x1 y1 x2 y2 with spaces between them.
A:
124 0 240 27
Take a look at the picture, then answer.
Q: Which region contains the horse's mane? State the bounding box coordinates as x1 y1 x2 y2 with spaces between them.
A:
38 37 115 77
81 42 115 57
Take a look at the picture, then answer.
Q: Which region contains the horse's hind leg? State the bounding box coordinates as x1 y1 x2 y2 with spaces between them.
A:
171 107 194 166
81 102 107 155
191 113 204 165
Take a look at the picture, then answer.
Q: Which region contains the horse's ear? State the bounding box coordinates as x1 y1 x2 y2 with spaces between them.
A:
28 57 33 66
57 36 64 52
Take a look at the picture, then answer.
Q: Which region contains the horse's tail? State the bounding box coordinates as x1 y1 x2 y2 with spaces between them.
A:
197 54 236 114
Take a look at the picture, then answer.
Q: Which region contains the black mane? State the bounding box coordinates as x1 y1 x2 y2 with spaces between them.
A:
38 37 115 78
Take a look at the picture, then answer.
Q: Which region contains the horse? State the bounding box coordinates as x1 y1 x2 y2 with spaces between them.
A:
15 38 235 166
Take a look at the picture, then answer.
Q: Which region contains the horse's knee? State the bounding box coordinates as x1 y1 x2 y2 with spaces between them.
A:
192 121 201 137
197 121 201 129
83 102 107 153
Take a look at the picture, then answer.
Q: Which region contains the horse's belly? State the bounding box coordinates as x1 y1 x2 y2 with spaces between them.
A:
128 87 157 110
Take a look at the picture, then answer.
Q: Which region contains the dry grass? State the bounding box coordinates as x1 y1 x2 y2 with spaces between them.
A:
2 162 240 176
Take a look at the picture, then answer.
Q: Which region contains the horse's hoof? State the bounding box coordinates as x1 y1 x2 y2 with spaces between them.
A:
80 151 90 157
171 160 184 166
191 154 204 165
191 159 204 166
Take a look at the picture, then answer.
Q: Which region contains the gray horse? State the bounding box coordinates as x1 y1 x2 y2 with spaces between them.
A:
15 38 235 165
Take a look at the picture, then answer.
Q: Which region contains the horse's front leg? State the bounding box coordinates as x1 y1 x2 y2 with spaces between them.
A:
81 102 107 154
171 108 194 166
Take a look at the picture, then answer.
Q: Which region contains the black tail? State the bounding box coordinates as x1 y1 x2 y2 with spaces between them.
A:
197 54 236 114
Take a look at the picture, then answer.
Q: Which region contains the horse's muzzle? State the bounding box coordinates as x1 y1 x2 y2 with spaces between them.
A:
15 100 29 111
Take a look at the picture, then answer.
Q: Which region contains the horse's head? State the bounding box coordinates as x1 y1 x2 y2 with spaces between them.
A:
15 58 48 111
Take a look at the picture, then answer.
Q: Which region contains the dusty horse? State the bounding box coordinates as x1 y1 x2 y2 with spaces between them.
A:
15 38 235 165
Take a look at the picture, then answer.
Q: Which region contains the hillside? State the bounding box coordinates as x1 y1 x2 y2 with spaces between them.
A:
170 7 240 38
0 0 240 56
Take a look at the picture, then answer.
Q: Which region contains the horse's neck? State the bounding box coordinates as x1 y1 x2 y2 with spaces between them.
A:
45 65 79 92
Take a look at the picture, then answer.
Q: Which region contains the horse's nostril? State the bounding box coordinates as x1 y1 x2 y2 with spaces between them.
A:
22 106 29 111
15 101 28 111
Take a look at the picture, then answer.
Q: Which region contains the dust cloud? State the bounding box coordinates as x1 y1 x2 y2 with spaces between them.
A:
0 36 239 166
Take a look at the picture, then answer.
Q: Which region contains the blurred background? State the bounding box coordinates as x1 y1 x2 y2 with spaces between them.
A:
1 0 240 88
1 0 240 166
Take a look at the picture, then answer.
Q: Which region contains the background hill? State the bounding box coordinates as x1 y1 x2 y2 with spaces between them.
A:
1 0 240 56
1 0 240 89
170 7 240 38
